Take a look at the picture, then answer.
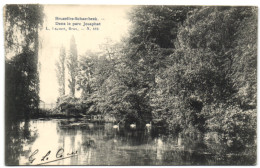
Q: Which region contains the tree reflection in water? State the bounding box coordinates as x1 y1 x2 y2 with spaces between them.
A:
6 119 256 165
6 119 38 165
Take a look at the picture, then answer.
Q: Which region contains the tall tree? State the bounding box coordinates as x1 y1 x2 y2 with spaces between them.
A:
5 4 44 55
67 35 78 97
5 4 44 119
4 4 44 165
153 6 257 137
56 45 66 97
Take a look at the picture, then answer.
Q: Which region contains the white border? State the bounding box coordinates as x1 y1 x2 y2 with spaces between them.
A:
1 1 259 168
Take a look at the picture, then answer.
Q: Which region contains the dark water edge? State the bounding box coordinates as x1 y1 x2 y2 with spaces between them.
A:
5 118 256 166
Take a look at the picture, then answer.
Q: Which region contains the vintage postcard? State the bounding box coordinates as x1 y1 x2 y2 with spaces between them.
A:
4 4 257 165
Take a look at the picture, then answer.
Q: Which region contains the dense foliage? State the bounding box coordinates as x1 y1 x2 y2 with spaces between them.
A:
5 5 256 154
66 6 257 149
5 5 44 120
5 5 44 165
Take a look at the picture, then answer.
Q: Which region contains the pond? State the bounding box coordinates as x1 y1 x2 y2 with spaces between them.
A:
5 118 256 165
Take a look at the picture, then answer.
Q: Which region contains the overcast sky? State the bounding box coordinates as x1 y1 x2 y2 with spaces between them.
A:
39 5 133 104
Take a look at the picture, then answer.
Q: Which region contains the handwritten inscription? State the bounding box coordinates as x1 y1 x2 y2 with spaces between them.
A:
29 149 39 163
29 148 78 165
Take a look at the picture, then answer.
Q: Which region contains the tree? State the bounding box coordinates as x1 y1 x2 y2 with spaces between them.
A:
127 6 196 71
157 6 257 142
230 7 257 110
5 4 44 119
76 52 97 97
119 6 197 128
174 6 257 106
5 4 44 55
4 4 44 165
56 45 66 97
67 35 78 97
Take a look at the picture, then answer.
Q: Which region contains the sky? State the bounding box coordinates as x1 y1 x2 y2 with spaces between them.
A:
39 5 133 104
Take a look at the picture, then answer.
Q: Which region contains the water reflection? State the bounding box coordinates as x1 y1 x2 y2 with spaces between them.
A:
6 119 256 165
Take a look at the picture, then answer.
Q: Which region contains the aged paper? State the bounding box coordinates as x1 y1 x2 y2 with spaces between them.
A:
4 4 257 166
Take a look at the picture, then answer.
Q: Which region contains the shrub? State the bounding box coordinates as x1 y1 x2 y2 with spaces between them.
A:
204 104 256 150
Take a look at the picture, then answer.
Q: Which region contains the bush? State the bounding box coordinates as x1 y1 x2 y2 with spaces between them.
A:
204 104 256 150
56 95 84 116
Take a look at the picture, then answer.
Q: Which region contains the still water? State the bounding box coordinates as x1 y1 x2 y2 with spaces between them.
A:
6 118 256 165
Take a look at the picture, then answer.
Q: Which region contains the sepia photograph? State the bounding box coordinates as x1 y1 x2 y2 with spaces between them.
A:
4 4 257 165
